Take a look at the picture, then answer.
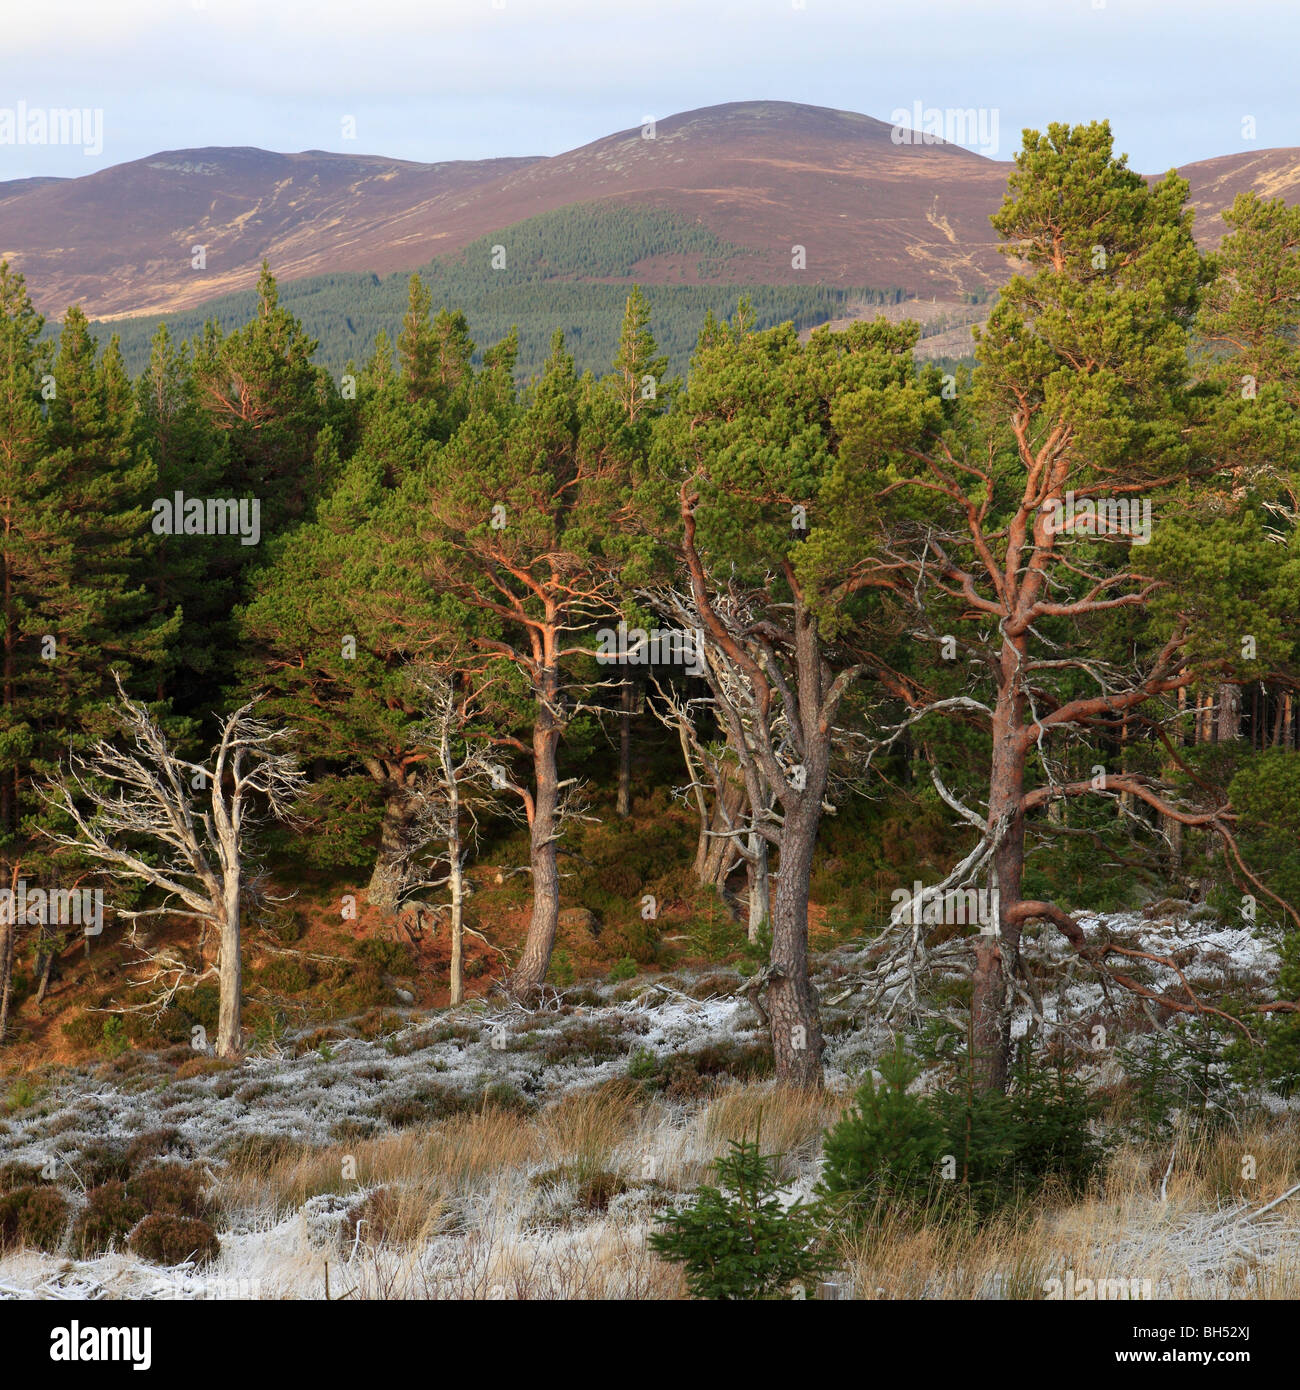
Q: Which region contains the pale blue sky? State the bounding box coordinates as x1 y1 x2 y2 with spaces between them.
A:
2 0 1298 180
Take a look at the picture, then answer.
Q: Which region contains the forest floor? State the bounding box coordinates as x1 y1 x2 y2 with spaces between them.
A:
1 907 1297 1300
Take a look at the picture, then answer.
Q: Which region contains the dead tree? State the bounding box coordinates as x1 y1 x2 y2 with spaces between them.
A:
392 666 500 1006
38 676 305 1057
647 665 774 939
643 575 864 1088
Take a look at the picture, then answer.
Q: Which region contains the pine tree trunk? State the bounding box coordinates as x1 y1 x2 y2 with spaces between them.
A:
446 750 465 1007
509 675 563 1000
972 656 1026 1094
767 797 824 1089
1216 682 1242 744
765 600 830 1091
367 789 414 914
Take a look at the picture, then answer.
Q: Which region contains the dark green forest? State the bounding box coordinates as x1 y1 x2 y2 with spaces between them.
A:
94 203 913 383
1 121 1298 1103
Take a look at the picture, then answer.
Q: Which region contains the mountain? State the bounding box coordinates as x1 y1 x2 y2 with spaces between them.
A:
2 102 1015 319
0 147 541 320
3 100 1299 331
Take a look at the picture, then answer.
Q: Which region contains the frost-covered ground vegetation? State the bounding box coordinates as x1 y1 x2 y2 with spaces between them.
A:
1 910 1297 1301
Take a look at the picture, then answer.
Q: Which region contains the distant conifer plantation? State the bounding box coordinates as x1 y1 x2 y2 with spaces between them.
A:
91 203 910 381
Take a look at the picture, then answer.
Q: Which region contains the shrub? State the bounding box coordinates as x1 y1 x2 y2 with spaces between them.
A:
353 938 416 974
74 1140 132 1186
259 902 306 944
626 1046 659 1081
258 955 313 993
2 1076 37 1113
174 1055 238 1081
0 1185 69 1252
128 1164 209 1219
129 1214 220 1267
819 1044 1107 1222
1121 1016 1239 1138
819 1045 950 1220
335 963 388 1011
74 1181 145 1256
548 948 575 987
356 1009 407 1040
538 1020 630 1064
222 1132 300 1168
531 1163 631 1212
61 1014 103 1050
371 1082 474 1128
650 1136 831 1299
1000 1058 1108 1198
99 1016 129 1059
178 984 220 1031
481 1081 534 1115
0 1160 45 1190
126 1128 192 1169
1230 934 1300 1097
608 955 638 984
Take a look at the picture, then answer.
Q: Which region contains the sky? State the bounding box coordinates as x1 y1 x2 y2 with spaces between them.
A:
2 0 1299 181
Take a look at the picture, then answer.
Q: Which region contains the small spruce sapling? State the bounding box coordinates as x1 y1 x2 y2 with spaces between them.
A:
649 1125 831 1300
